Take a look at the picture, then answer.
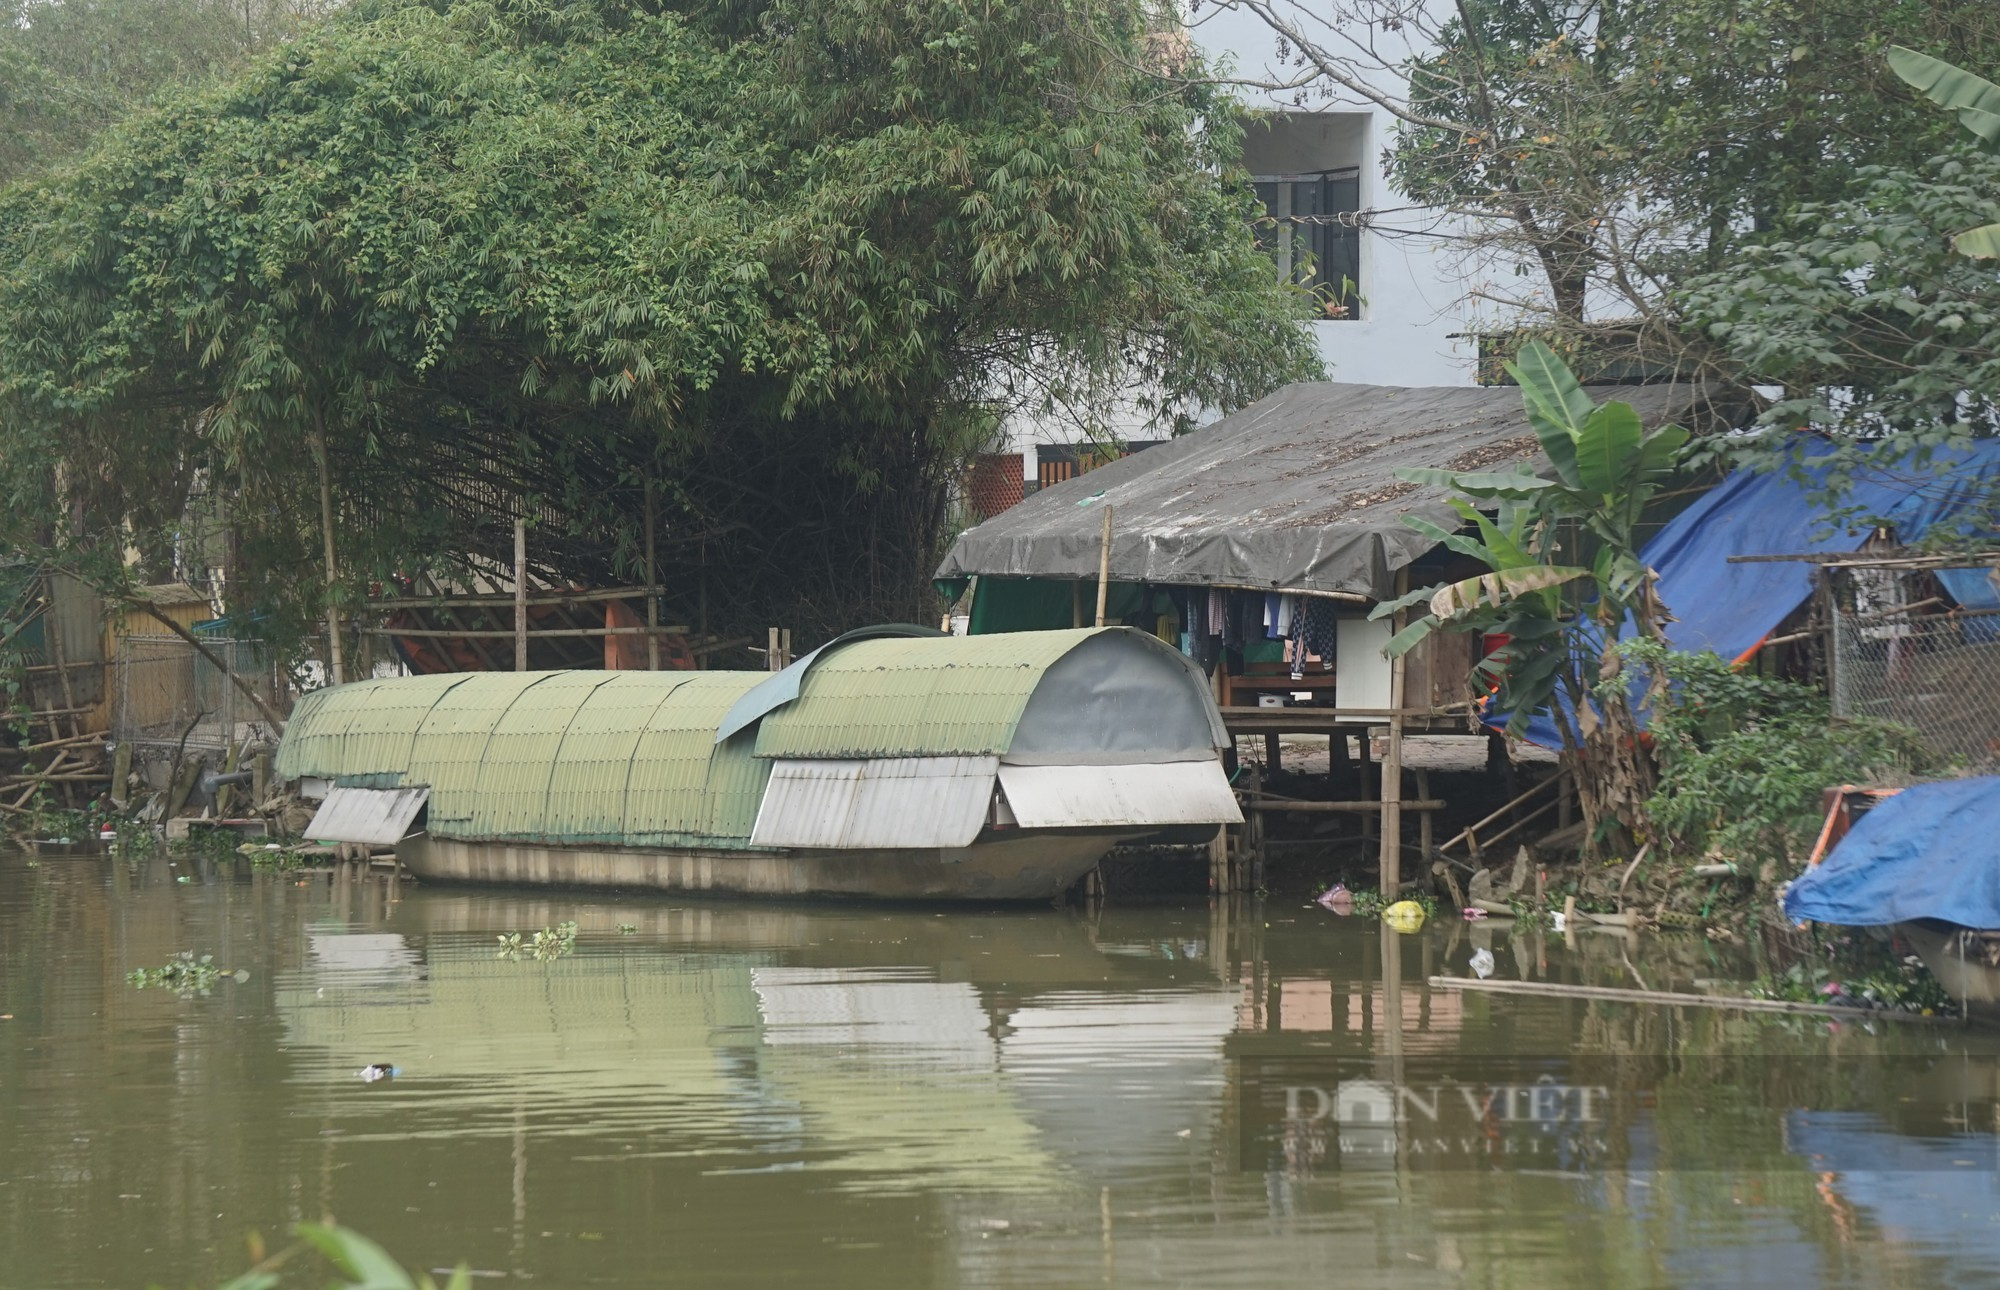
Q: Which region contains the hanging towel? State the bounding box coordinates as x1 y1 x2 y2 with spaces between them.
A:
1207 587 1225 637
1275 595 1293 638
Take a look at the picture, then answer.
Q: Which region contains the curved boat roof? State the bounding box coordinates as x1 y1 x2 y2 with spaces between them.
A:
275 628 1227 848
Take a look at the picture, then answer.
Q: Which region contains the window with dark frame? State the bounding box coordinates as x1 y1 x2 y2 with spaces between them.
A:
1252 167 1361 318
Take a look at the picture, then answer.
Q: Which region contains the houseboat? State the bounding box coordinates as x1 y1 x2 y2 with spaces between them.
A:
275 626 1241 900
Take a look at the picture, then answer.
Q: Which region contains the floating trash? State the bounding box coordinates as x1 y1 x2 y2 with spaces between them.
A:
1383 900 1427 933
1470 949 1496 979
1314 883 1353 915
357 1063 400 1083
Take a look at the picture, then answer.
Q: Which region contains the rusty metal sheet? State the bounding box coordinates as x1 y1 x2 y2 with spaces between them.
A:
750 756 999 849
305 785 431 845
995 760 1241 829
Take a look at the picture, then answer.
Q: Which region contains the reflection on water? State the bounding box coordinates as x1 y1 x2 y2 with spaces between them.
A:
4 857 2000 1287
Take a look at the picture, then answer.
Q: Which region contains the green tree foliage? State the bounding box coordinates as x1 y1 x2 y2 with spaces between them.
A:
0 0 1321 653
1371 341 1689 850
1682 150 2000 467
1684 44 2000 482
0 0 329 187
1624 638 1931 878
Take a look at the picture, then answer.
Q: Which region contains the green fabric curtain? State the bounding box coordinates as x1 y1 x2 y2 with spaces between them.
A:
966 577 1154 634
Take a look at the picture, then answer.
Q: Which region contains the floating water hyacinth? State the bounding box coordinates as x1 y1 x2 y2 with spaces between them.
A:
127 952 246 997
497 921 580 962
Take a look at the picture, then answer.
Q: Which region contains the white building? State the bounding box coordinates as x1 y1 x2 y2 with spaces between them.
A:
1001 5 1482 490
1196 3 1484 387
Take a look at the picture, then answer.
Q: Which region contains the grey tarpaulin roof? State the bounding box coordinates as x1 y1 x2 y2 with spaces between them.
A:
936 381 1747 599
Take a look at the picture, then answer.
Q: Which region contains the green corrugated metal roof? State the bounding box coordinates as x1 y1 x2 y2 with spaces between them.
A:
626 674 772 848
753 629 1099 760
275 673 475 782
277 670 766 847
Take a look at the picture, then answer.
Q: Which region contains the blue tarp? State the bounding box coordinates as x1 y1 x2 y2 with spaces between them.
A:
1507 440 2000 746
1782 777 2000 928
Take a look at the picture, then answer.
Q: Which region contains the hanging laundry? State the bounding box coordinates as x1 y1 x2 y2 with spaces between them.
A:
1264 593 1283 639
1274 595 1293 638
1181 592 1200 658
1221 590 1243 649
1300 597 1338 669
1296 588 1312 680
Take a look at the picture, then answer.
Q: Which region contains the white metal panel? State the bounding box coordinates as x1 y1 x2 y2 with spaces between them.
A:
750 756 999 850
996 760 1241 829
1336 615 1395 709
305 786 431 845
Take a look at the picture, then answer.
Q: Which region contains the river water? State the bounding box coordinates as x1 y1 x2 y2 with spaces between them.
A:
4 854 2000 1288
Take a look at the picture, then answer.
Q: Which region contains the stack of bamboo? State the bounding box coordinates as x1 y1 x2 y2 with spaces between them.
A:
0 571 112 826
0 721 111 822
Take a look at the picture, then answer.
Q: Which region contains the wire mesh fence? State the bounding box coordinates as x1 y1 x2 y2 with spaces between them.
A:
112 635 284 753
1831 563 2000 771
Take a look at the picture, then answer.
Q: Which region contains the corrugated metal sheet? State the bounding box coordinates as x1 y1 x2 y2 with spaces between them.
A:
278 670 771 848
996 760 1242 829
404 672 554 835
754 630 1099 760
544 674 703 843
275 674 473 781
624 673 769 848
471 670 616 839
749 757 999 849
305 786 430 845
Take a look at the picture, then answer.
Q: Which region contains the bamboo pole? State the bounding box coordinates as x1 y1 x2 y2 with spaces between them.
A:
1093 505 1113 627
644 478 660 671
313 421 345 686
365 587 672 610
513 518 529 672
1428 976 1957 1024
1379 569 1408 894
360 625 690 640
1244 798 1444 813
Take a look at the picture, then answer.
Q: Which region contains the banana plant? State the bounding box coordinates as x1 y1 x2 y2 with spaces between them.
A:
1369 340 1690 848
1889 46 2000 258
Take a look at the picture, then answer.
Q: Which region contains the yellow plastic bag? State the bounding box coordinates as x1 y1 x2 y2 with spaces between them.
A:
1382 900 1427 933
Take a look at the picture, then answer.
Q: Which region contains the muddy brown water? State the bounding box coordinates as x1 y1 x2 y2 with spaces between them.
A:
5 854 2000 1288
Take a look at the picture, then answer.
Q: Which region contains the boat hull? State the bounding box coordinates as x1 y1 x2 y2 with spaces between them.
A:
393 830 1142 901
1900 920 2000 1023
